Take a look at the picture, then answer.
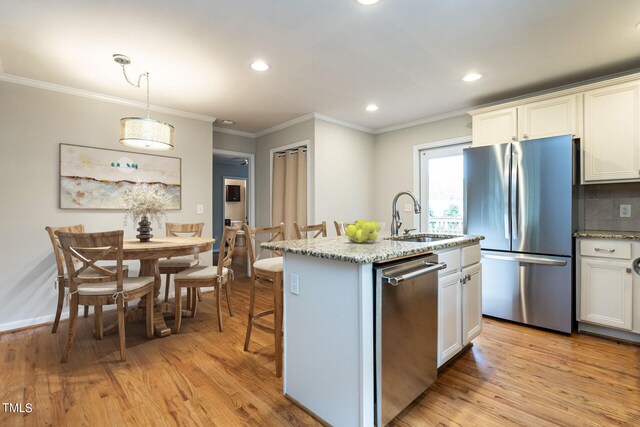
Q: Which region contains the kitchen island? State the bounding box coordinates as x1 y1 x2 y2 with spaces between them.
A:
262 233 484 426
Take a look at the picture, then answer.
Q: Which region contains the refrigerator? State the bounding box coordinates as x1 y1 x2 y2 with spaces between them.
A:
464 134 576 334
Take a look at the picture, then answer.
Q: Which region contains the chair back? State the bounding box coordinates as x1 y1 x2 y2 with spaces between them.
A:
166 222 204 260
217 226 238 276
334 221 345 236
294 221 327 239
45 224 85 277
55 230 124 293
243 223 285 269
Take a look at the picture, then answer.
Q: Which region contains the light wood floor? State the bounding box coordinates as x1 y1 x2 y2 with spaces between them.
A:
1 273 639 426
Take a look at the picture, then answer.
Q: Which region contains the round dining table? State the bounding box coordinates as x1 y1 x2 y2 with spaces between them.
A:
104 236 215 337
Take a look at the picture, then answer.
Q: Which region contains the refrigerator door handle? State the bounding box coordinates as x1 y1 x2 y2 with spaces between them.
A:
503 149 511 240
482 253 567 266
511 152 519 240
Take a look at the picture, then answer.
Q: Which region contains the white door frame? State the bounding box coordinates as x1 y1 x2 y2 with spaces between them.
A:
213 148 255 228
269 139 312 226
413 136 471 232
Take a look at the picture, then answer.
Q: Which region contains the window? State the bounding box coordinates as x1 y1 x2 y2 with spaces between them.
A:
419 143 469 234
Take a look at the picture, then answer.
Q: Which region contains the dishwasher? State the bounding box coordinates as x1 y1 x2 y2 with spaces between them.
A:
374 254 446 426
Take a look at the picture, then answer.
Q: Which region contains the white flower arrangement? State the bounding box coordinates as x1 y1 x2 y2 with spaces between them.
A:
121 182 171 225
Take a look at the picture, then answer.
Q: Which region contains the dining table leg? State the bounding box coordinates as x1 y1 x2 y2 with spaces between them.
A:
138 259 171 337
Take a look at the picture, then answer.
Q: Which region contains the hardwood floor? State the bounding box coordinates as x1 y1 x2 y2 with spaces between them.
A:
1 273 639 426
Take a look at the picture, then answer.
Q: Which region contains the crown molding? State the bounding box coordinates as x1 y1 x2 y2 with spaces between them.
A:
0 73 217 123
373 108 470 135
212 126 256 138
254 113 316 138
313 113 374 134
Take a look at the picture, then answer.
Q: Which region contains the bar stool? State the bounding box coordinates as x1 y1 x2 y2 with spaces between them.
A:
243 223 286 377
294 221 327 239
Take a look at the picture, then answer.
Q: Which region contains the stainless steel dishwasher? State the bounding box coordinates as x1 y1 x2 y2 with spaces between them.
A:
374 254 446 426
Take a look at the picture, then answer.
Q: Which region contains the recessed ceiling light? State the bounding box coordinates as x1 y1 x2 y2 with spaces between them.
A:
221 119 235 125
357 0 380 5
463 72 483 82
251 60 269 71
366 104 379 112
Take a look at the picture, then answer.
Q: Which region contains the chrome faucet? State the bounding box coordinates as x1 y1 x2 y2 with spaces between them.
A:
391 191 422 237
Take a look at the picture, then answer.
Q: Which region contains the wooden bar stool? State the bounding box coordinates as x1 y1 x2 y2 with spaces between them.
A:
294 221 327 239
159 223 204 303
243 223 285 377
173 226 238 333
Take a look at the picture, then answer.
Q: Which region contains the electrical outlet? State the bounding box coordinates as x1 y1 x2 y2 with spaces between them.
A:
620 204 631 218
404 203 413 212
196 204 204 214
290 273 300 295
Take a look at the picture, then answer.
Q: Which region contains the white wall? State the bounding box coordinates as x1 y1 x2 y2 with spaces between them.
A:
314 119 375 233
373 115 472 230
213 129 255 154
255 119 315 228
0 81 213 331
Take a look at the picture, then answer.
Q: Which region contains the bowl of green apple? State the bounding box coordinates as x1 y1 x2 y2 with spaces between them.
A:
345 220 383 243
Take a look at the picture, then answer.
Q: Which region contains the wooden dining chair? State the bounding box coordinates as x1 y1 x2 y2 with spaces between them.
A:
173 226 238 333
294 221 327 239
243 222 286 377
56 230 155 362
45 224 129 334
159 222 204 303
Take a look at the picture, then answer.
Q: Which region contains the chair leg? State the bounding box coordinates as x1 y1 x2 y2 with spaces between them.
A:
274 272 284 378
215 284 223 332
197 287 203 302
191 288 199 318
94 305 103 340
243 275 257 351
225 282 234 317
52 282 65 333
164 274 171 302
61 296 79 363
146 291 154 339
186 288 192 312
83 305 89 318
173 283 182 334
117 298 126 362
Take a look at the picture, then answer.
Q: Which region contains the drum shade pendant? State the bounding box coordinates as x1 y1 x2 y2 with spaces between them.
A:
114 54 174 151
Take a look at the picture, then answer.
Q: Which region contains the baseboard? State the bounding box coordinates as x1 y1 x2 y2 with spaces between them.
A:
578 322 640 344
284 394 331 427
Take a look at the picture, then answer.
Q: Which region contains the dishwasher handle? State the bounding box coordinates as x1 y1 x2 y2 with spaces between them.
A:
382 262 446 286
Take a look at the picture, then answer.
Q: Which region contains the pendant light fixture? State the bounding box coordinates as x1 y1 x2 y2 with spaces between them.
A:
114 54 174 151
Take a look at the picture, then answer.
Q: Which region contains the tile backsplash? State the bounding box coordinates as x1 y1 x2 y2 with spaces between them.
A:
584 182 640 231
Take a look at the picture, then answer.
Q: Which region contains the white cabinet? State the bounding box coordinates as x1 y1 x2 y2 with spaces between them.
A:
580 257 633 330
471 108 518 147
462 262 482 344
519 95 579 141
471 95 580 147
436 245 482 367
583 81 640 183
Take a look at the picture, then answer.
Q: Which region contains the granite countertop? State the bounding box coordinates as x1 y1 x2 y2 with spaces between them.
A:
573 230 640 240
260 233 484 264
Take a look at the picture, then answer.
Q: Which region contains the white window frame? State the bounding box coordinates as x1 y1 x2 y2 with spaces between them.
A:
412 136 471 232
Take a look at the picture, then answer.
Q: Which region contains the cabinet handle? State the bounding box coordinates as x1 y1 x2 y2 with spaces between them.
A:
595 248 615 253
627 268 632 274
511 136 517 141
523 134 529 139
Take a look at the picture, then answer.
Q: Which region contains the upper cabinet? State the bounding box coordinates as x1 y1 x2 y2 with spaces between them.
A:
583 81 640 183
470 73 640 184
471 95 579 147
472 107 518 147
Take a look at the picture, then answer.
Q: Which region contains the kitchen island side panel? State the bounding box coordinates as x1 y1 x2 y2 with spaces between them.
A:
283 253 374 427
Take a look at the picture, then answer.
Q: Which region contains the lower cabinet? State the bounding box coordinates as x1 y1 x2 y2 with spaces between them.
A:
580 257 633 330
437 245 483 368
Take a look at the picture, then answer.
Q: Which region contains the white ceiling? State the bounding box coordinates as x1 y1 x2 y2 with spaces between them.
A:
1 0 640 134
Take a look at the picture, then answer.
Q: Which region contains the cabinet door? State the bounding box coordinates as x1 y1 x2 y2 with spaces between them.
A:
437 272 462 368
583 81 640 182
580 257 633 330
472 108 518 147
462 262 482 345
519 95 578 140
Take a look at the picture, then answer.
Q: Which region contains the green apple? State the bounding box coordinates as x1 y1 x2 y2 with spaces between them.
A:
345 224 357 238
355 219 367 229
361 222 374 235
368 231 378 241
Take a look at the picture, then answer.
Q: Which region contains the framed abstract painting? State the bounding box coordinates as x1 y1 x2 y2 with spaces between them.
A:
59 143 181 210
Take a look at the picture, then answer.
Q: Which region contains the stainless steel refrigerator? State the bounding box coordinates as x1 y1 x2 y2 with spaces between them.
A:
464 134 576 333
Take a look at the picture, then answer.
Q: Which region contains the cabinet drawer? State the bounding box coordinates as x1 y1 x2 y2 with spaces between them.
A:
580 240 631 260
461 245 481 267
437 249 460 276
